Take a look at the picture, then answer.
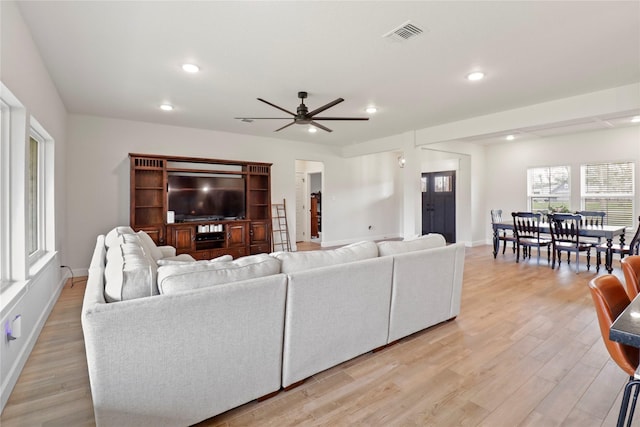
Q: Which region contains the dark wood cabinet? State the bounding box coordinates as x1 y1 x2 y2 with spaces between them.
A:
227 222 247 248
166 221 249 259
130 153 271 258
130 156 166 244
167 225 195 253
250 220 271 254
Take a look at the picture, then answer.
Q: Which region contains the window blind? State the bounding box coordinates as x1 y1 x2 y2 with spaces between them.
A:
581 162 635 227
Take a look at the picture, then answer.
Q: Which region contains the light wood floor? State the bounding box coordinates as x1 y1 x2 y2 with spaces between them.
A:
1 246 637 426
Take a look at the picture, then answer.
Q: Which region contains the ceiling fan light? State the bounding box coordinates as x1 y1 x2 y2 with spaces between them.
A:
160 103 174 111
632 116 640 123
182 63 200 73
467 71 485 81
506 134 515 141
308 127 317 133
366 106 377 114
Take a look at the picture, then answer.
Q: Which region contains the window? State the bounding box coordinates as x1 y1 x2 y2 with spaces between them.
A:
434 175 452 192
28 134 44 260
0 99 9 282
527 166 571 212
27 119 54 267
581 162 635 227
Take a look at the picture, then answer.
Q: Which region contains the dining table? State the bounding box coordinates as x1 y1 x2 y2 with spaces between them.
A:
611 293 640 348
610 293 640 427
492 221 626 273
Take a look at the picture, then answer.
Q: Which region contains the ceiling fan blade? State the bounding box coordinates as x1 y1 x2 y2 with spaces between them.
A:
274 121 296 132
234 117 292 120
307 98 344 117
311 117 370 121
310 121 333 133
257 98 296 116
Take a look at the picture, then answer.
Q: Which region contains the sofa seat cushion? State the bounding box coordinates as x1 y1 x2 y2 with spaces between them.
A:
157 254 281 295
377 233 446 256
272 240 378 274
104 241 158 302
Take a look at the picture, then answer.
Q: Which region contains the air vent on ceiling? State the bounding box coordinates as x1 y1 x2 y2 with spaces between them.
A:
382 20 425 42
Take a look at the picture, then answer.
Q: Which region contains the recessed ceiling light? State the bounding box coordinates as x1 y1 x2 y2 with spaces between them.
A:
182 63 200 73
160 104 174 111
506 134 515 141
366 106 377 114
467 71 485 81
632 116 640 123
308 127 317 133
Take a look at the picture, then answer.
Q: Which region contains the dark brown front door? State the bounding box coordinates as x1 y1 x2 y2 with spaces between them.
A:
422 171 456 243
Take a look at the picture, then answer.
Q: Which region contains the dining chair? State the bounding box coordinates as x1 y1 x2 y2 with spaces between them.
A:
589 275 640 427
576 210 606 227
490 209 516 256
576 210 607 244
596 216 640 272
621 256 640 300
548 213 594 272
511 212 552 264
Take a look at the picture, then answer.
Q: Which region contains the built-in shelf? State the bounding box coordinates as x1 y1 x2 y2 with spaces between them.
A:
130 153 272 255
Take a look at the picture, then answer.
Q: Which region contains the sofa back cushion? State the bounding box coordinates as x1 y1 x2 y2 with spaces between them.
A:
135 230 164 261
377 233 446 256
104 226 135 248
104 241 158 302
271 240 378 274
157 254 281 295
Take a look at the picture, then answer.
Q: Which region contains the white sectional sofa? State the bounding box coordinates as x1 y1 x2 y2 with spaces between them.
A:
82 227 465 427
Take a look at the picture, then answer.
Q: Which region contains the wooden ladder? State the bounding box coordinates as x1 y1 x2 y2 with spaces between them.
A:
272 199 291 252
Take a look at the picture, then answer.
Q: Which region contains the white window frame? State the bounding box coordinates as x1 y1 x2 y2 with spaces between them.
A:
581 161 635 228
27 118 54 269
0 81 56 294
0 99 10 284
527 166 571 212
28 132 45 262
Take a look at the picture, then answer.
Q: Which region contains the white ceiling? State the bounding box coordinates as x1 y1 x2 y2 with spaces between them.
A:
15 1 640 146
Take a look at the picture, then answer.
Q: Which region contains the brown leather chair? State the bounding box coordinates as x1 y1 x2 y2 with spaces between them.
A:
622 256 640 300
589 275 640 426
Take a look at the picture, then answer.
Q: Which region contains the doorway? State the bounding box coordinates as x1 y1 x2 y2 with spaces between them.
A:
421 170 456 243
295 160 324 244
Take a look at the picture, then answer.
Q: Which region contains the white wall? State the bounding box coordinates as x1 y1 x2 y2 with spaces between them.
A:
66 114 403 269
0 1 69 411
484 126 640 242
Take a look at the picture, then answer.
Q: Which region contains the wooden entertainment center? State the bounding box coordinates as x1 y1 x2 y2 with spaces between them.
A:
129 153 272 259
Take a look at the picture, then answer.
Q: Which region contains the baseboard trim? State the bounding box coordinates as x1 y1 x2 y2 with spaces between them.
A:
0 269 69 412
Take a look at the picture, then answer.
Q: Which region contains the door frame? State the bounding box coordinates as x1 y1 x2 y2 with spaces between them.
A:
295 160 324 243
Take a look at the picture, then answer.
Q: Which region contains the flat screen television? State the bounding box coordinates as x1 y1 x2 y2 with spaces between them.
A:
168 172 245 221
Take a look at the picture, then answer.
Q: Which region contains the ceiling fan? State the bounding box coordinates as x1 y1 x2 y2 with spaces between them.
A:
235 91 369 132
